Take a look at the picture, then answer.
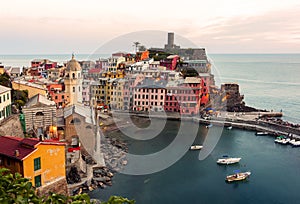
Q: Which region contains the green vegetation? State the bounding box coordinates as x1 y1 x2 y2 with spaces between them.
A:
0 168 135 204
0 72 11 87
101 196 135 204
12 90 28 109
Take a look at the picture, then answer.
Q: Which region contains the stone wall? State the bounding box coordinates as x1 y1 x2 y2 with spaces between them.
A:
37 177 69 197
0 114 24 137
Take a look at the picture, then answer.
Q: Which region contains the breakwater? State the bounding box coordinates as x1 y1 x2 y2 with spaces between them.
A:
113 111 300 139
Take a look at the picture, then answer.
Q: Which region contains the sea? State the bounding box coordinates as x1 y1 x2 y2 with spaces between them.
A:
1 54 300 203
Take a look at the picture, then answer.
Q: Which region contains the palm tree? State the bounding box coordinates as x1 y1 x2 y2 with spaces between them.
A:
133 42 140 53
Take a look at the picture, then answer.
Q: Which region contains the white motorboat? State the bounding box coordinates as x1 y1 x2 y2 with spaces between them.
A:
190 145 203 150
289 139 296 145
227 126 233 130
255 132 269 136
274 136 290 144
292 140 300 147
217 157 241 165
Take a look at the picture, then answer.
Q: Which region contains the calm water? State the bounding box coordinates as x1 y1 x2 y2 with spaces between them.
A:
90 120 300 204
209 54 300 123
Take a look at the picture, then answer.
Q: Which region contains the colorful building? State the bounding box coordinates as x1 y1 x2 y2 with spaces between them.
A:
47 83 70 108
12 79 48 99
0 136 67 194
133 78 166 112
160 55 179 71
110 78 126 110
165 77 201 116
0 85 12 122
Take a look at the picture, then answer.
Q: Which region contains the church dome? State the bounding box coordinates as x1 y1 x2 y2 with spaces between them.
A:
66 54 81 71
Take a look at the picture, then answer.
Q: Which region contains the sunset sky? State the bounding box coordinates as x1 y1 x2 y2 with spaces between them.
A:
1 0 300 54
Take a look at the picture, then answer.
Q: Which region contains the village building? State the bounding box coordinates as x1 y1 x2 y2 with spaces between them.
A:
133 78 166 112
0 136 67 195
0 85 12 122
22 94 57 139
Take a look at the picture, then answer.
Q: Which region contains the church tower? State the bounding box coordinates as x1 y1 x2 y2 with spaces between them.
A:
64 54 83 105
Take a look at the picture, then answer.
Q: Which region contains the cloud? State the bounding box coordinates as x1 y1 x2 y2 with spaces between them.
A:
185 6 300 53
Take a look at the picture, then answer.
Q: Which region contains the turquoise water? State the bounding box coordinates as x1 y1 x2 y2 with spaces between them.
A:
90 120 300 203
209 54 300 123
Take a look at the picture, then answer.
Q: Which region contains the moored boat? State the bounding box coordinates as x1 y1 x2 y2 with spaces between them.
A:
217 157 241 165
226 171 251 183
255 132 270 136
190 145 203 150
227 126 233 130
274 136 290 144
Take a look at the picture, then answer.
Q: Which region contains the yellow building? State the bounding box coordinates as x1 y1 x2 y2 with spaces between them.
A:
110 78 125 110
12 80 47 98
0 136 67 193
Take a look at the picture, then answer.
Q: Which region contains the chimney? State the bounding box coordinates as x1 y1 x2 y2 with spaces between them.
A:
15 150 20 157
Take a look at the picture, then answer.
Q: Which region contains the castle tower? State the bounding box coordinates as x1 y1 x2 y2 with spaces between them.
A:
64 54 83 106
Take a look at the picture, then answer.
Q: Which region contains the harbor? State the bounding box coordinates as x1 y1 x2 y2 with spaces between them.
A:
112 110 300 140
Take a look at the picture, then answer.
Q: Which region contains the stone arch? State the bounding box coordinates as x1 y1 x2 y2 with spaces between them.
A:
35 112 44 116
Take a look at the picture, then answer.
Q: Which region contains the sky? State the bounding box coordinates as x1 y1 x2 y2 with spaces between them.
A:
1 0 300 54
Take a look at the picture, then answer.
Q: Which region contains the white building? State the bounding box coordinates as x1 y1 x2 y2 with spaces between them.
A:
0 85 12 122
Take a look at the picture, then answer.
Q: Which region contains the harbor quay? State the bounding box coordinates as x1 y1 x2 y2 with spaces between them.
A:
112 110 300 139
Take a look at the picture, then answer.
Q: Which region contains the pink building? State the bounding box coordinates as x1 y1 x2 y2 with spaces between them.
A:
123 74 144 110
164 77 201 116
132 78 166 112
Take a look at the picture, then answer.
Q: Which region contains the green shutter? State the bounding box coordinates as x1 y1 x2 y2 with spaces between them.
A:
34 175 41 187
34 157 41 171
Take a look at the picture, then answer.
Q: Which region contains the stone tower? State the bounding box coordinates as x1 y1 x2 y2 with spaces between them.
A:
64 54 83 106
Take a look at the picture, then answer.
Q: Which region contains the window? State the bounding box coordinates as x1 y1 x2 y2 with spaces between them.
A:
0 96 1 103
7 93 9 100
55 96 58 100
73 87 75 93
34 175 41 187
3 95 5 102
34 157 41 171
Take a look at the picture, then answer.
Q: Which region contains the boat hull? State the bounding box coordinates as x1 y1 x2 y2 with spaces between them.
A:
226 172 251 183
217 158 241 165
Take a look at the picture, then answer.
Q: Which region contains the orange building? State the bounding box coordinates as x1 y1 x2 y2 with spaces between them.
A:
0 136 67 194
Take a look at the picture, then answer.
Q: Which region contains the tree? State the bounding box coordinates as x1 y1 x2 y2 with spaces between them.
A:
133 42 140 53
0 168 135 204
102 196 135 204
0 72 11 87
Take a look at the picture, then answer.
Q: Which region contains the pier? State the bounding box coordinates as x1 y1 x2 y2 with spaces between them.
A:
112 111 300 140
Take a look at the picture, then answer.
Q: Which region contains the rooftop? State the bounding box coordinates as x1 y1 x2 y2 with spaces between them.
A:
0 85 11 94
0 136 65 161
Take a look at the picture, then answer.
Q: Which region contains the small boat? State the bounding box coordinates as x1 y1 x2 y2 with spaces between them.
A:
289 139 296 145
274 136 290 144
190 145 203 150
217 157 241 165
255 132 269 136
226 170 251 183
291 140 300 147
206 124 213 128
227 126 233 130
